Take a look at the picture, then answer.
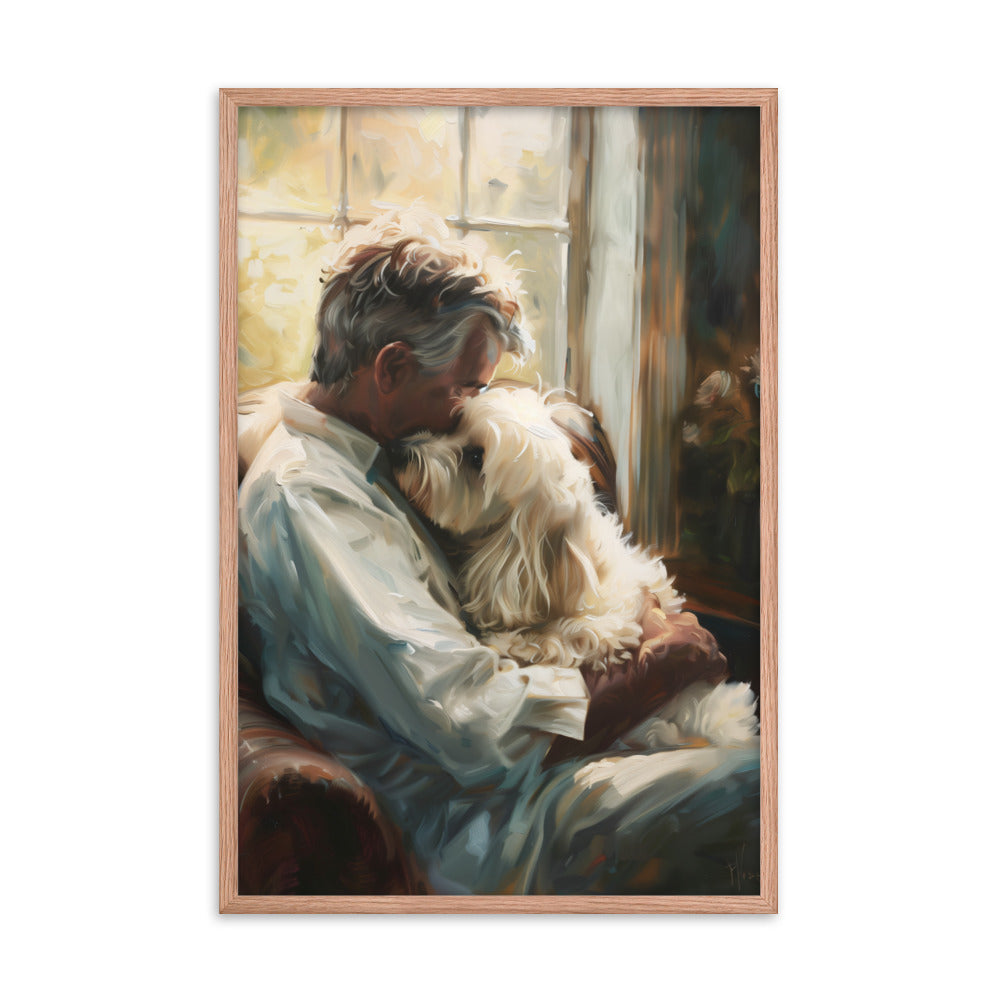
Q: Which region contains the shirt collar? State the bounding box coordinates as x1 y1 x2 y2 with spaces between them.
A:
277 386 386 475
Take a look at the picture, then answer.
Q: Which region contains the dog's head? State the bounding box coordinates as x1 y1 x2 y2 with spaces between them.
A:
395 386 603 629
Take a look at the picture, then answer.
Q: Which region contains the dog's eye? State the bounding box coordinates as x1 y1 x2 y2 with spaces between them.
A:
462 446 484 472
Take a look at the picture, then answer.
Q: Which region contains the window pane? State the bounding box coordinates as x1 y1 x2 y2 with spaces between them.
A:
238 107 342 216
348 107 461 217
462 229 569 388
467 108 571 223
237 218 336 393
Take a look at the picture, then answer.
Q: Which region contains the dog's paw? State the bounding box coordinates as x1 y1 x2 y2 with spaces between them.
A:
622 681 760 750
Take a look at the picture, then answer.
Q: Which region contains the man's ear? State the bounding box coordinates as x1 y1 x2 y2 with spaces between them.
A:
374 342 417 392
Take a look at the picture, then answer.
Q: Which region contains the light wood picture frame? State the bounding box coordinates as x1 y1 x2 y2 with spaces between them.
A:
220 88 777 913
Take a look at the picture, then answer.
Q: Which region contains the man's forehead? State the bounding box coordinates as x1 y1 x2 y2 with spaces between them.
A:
459 326 502 369
483 336 502 366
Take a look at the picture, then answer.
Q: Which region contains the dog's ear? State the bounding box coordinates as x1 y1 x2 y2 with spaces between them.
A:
460 503 601 630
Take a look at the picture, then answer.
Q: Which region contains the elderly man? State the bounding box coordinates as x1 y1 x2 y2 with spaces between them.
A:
238 210 760 894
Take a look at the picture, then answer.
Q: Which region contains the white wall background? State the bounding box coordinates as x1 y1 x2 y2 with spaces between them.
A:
4 2 997 996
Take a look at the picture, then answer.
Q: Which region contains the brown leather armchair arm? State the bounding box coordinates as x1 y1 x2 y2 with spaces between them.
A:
238 676 429 895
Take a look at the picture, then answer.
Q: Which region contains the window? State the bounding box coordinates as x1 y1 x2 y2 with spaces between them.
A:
236 105 580 394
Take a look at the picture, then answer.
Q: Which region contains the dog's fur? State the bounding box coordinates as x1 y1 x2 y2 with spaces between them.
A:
396 386 684 673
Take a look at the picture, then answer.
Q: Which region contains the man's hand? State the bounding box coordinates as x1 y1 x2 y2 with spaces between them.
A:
634 600 729 697
545 597 728 767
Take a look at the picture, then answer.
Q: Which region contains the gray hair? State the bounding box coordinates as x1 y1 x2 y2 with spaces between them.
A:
311 211 534 390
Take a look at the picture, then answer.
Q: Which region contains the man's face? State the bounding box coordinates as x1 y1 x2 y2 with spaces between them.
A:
390 325 501 438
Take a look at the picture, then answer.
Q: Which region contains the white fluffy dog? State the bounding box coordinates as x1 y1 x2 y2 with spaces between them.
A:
395 385 758 748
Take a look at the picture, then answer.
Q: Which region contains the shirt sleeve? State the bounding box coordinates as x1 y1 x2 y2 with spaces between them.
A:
239 464 589 788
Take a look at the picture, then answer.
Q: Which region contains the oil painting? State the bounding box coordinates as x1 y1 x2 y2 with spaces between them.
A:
219 89 777 913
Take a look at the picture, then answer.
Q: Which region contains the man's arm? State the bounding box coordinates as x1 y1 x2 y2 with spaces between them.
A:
240 468 590 787
544 598 728 766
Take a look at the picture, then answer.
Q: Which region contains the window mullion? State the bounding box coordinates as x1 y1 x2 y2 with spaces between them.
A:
335 108 350 233
445 215 568 235
457 107 470 235
565 107 592 396
237 210 337 224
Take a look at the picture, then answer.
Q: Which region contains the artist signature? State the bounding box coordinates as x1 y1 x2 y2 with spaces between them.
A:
727 843 760 892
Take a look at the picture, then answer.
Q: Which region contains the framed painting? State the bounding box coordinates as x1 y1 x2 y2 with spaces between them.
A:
219 88 777 913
